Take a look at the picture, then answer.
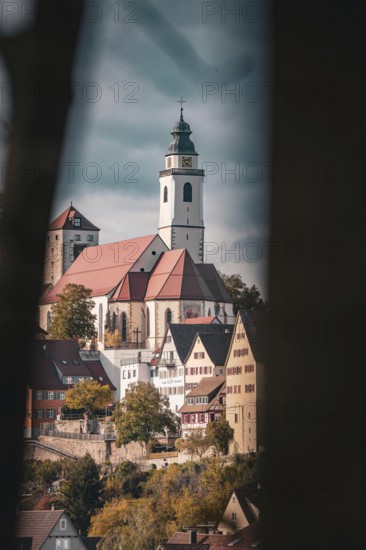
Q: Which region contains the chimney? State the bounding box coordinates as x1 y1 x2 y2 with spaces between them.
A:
51 503 55 511
188 530 197 544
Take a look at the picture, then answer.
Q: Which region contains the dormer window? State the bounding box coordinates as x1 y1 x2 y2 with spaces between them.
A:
74 217 81 227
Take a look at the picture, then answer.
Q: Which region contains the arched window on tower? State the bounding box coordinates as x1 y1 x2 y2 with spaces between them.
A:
183 182 192 202
165 308 172 326
121 312 127 342
47 311 51 332
208 308 212 317
112 312 117 332
99 304 103 340
163 186 168 203
146 307 150 338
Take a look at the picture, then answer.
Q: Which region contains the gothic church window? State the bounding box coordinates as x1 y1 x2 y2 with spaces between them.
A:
166 308 172 325
183 182 192 202
147 307 150 338
121 312 127 341
99 304 103 340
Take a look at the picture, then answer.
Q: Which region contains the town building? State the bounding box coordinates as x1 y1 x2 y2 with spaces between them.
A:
184 327 234 394
217 488 259 535
179 377 226 438
155 322 231 413
27 340 116 437
44 203 100 286
15 510 101 550
225 309 268 455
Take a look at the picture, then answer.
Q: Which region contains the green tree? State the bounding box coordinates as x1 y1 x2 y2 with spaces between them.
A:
113 382 178 449
176 430 211 459
102 461 148 501
49 283 97 340
219 273 265 314
205 417 234 455
65 379 113 419
60 453 101 535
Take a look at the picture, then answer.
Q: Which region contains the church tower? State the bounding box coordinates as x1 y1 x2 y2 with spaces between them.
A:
158 103 205 263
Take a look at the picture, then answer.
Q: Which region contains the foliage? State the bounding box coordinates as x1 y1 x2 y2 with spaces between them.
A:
49 283 97 340
65 379 113 418
104 328 121 348
175 430 211 459
102 461 148 501
219 272 265 314
60 453 101 535
113 382 178 447
205 417 234 455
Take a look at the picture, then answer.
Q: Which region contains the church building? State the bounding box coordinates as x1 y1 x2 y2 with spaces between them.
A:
40 107 234 351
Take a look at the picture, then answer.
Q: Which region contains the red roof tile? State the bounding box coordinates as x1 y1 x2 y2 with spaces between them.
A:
145 249 218 301
110 271 150 302
181 316 219 324
40 234 159 303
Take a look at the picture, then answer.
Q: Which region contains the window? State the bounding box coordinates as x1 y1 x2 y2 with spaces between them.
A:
36 391 42 400
200 414 205 423
166 335 172 343
74 234 81 241
74 217 81 227
146 307 150 338
99 303 103 340
208 308 211 316
36 410 43 418
48 391 54 400
59 392 65 400
60 519 67 530
232 513 237 521
121 312 127 341
55 234 59 240
66 377 73 384
48 409 55 418
87 234 94 242
190 414 195 423
183 182 192 202
133 370 136 377
163 186 168 202
184 414 189 424
235 414 238 423
165 308 172 325
56 538 70 549
214 302 220 316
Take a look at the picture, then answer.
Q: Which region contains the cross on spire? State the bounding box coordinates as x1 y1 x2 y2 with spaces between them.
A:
177 96 186 120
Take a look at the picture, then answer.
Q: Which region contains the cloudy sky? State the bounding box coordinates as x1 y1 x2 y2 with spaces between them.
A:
1 0 272 296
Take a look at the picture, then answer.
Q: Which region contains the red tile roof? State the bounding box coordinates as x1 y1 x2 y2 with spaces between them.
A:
181 316 219 324
15 510 65 550
49 205 100 231
110 271 150 301
145 249 219 301
40 234 159 303
166 523 262 549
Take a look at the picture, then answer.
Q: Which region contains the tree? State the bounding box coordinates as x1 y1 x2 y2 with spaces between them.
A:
113 382 178 449
205 417 234 455
60 453 101 535
64 379 113 419
104 328 121 348
102 461 148 501
219 273 265 314
175 430 211 459
49 283 97 340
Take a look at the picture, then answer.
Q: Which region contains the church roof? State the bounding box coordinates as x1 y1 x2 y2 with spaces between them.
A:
110 271 150 302
145 249 227 302
49 205 100 231
195 264 232 303
166 111 198 156
40 234 159 304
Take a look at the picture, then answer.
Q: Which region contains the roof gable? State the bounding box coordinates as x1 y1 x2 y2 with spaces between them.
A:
49 205 100 231
167 323 233 363
186 328 234 366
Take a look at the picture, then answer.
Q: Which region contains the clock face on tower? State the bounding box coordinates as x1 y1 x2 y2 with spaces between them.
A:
182 156 192 168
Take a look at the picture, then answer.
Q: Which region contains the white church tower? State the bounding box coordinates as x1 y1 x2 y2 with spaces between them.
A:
158 100 205 263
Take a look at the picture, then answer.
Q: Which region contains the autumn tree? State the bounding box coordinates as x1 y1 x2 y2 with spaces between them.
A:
113 382 178 449
65 379 113 419
219 273 265 314
104 328 121 348
102 461 148 501
205 417 234 455
176 430 211 460
60 453 101 535
49 283 97 340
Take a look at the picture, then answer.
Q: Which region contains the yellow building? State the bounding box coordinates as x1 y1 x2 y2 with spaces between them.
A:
225 309 267 455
